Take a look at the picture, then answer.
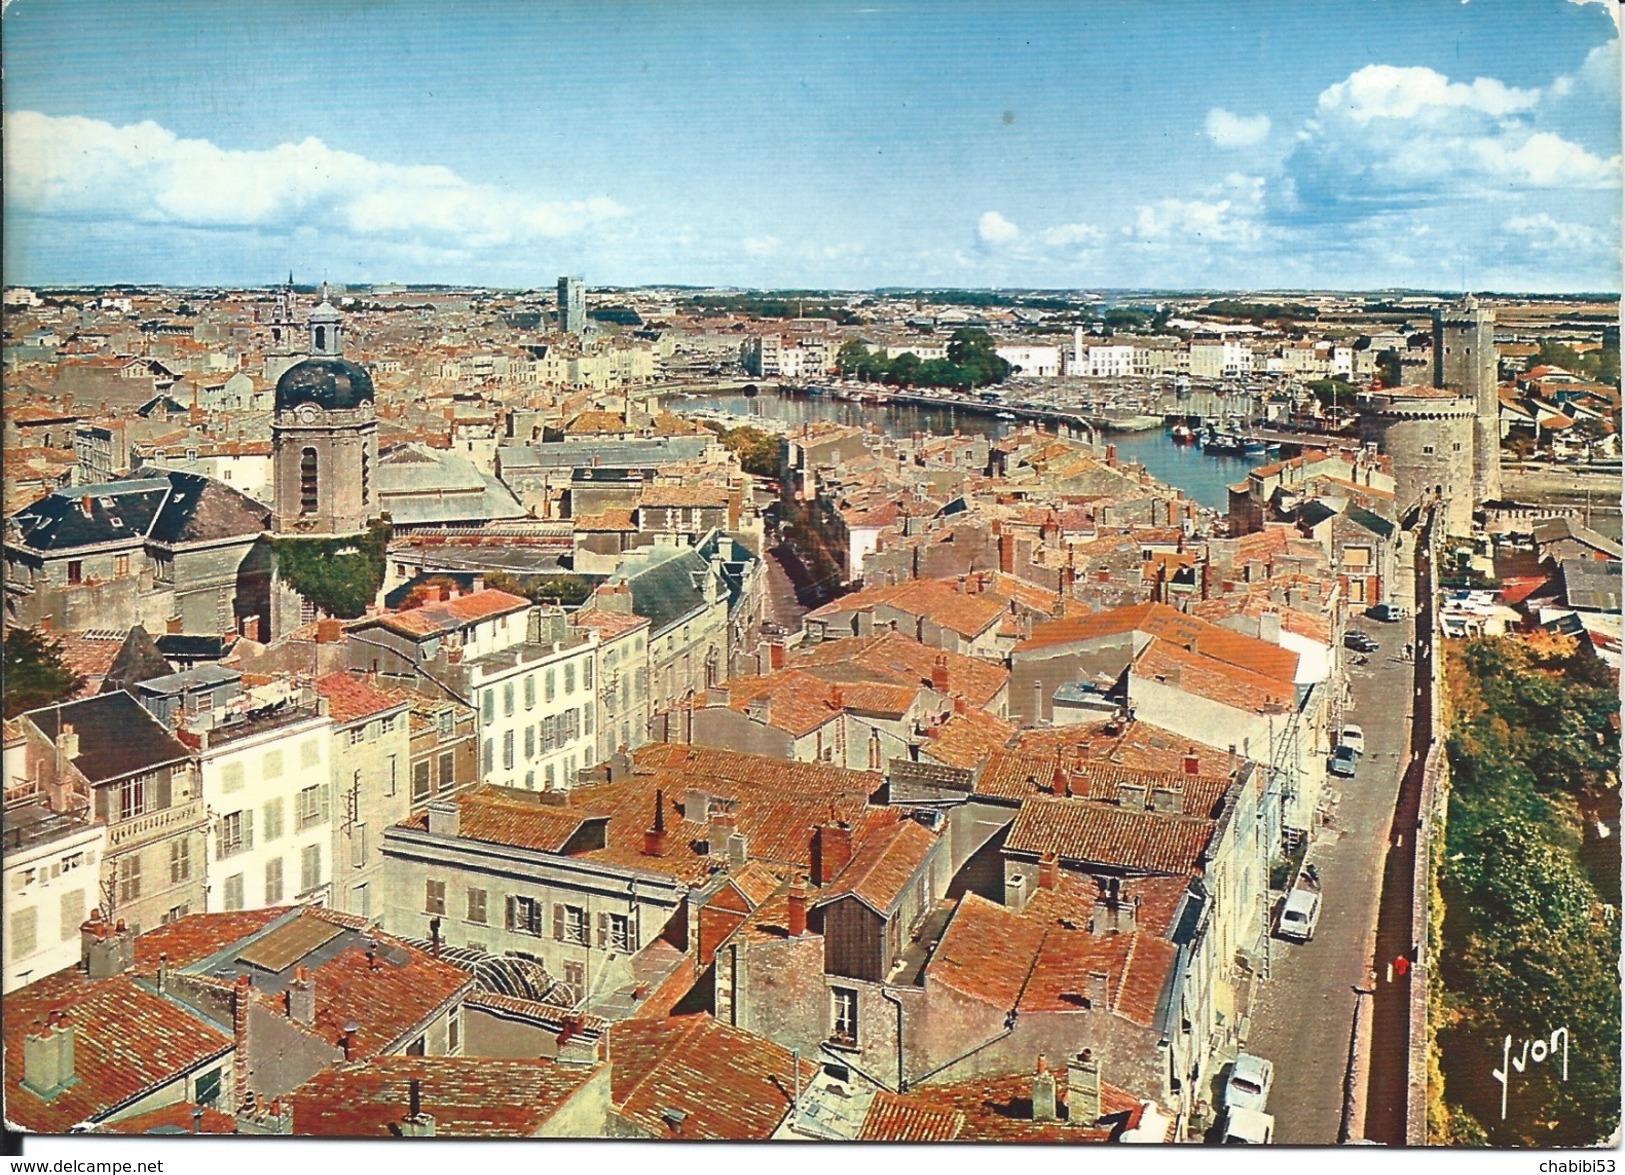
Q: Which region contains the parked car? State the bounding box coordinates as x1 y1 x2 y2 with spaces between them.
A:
1329 744 1358 777
1278 887 1322 941
1367 602 1404 622
1343 630 1379 653
1223 1107 1276 1144
1225 1053 1275 1114
1338 725 1365 756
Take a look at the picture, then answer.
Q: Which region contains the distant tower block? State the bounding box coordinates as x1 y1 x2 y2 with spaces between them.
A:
557 275 586 336
1359 387 1476 535
1434 294 1500 503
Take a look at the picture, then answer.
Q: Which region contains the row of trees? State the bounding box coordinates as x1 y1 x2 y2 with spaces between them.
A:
835 328 1012 391
1434 635 1620 1146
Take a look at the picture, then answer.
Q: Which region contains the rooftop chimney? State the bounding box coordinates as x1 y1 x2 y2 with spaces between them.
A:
1037 852 1059 891
812 821 853 885
1183 748 1200 776
401 1078 436 1137
56 723 80 763
643 788 669 856
232 974 253 1106
287 966 316 1027
1004 868 1033 913
80 914 134 978
787 878 808 938
930 654 950 694
1033 1056 1057 1123
708 807 737 857
1068 1049 1103 1126
341 1020 360 1061
684 788 712 825
22 1012 75 1098
426 800 460 838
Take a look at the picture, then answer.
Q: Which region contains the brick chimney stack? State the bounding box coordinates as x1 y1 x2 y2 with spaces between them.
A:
232 973 253 1108
1033 1056 1057 1123
812 821 853 885
787 878 809 938
930 654 950 694
1068 1049 1103 1126
643 788 668 856
287 966 315 1027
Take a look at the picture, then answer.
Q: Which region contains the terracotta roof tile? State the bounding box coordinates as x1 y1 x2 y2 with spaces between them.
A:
313 672 409 725
4 972 232 1134
858 1090 965 1141
608 1015 817 1140
791 631 1009 709
372 589 530 638
1005 795 1214 875
868 1071 1142 1142
814 819 939 913
290 1057 604 1137
922 709 1017 768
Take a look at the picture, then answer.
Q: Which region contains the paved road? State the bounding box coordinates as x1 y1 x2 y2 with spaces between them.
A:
1242 615 1413 1144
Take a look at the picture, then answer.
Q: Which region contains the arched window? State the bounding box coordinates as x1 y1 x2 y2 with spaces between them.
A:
361 447 371 504
300 448 319 514
314 325 327 352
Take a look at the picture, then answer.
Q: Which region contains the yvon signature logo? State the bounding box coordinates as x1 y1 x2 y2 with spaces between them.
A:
1492 1027 1569 1121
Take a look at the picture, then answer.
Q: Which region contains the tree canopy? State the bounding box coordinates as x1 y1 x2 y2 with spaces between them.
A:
834 328 1011 390
1434 635 1620 1146
3 628 86 719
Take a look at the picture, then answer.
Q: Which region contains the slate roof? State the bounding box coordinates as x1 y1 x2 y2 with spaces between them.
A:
6 469 269 554
1559 558 1623 612
608 1015 817 1140
376 444 525 526
604 543 715 633
21 691 191 784
290 1057 603 1137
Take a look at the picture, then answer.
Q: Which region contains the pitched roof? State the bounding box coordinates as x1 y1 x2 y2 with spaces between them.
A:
813 819 939 914
608 1015 817 1140
857 1090 965 1141
290 1057 604 1137
922 709 1018 769
312 672 410 725
4 972 232 1133
1134 637 1297 712
371 589 531 638
885 1070 1146 1142
21 691 192 784
791 631 1009 708
806 577 1007 639
412 788 609 855
1005 795 1214 875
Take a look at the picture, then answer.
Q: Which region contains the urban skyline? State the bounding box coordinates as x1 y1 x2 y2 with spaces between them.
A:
3 0 1620 292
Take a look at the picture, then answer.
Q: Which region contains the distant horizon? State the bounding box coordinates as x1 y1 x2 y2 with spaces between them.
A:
4 0 1619 293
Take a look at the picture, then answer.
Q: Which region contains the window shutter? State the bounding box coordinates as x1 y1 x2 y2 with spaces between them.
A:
318 783 331 824
155 771 172 810
242 808 253 852
552 904 566 942
215 820 226 861
628 908 640 952
505 896 517 931
596 912 609 950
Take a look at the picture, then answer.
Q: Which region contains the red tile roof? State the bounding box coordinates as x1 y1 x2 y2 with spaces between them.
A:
858 1089 965 1141
922 709 1018 769
791 631 1009 708
864 1072 1142 1142
814 818 939 914
4 972 232 1134
372 589 530 638
608 1015 817 1140
290 1057 604 1137
1134 638 1297 712
1005 795 1214 875
101 1102 238 1135
313 671 409 725
806 577 1007 639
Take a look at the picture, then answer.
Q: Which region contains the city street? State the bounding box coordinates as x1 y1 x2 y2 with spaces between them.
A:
1242 614 1414 1144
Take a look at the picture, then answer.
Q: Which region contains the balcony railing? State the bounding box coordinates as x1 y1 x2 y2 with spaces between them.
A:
106 797 206 851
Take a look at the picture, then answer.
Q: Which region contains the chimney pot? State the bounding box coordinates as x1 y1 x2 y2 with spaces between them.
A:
787 878 809 938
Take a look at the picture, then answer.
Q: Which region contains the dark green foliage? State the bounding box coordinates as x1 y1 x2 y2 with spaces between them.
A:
834 328 1010 390
1306 378 1359 409
271 522 391 619
702 422 782 477
1436 637 1621 1146
3 628 86 719
1200 299 1318 323
486 572 593 608
682 294 863 324
1526 337 1620 387
1375 349 1403 387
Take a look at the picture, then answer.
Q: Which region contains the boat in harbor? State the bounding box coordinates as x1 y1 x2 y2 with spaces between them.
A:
1170 423 1195 443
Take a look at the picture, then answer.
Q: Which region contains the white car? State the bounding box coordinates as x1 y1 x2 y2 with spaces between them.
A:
1278 887 1322 942
1225 1053 1275 1113
1339 725 1365 756
1223 1107 1275 1144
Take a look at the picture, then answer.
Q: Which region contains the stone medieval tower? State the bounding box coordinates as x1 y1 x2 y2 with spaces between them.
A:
1433 294 1501 504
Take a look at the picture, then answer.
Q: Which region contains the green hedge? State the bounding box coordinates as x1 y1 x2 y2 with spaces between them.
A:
272 521 391 619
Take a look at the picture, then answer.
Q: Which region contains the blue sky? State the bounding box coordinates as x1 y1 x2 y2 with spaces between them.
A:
3 0 1619 291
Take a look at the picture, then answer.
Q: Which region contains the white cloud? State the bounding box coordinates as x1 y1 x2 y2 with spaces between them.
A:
1316 65 1540 124
1126 197 1260 244
1504 212 1609 251
977 210 1020 245
3 110 627 250
742 235 780 256
1040 221 1104 248
1204 108 1271 148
